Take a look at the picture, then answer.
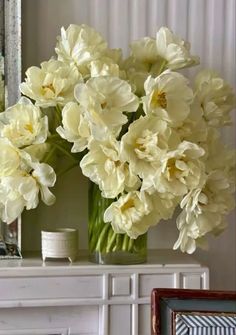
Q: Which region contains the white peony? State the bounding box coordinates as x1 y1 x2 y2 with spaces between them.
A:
20 59 82 108
156 27 199 70
80 138 139 198
74 76 139 140
0 97 48 148
56 102 91 152
194 70 235 127
55 24 107 76
143 71 193 125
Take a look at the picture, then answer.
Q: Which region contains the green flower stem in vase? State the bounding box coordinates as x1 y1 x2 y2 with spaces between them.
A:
88 182 147 264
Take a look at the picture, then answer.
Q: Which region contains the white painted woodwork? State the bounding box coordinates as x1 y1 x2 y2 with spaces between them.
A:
0 250 209 335
21 0 236 291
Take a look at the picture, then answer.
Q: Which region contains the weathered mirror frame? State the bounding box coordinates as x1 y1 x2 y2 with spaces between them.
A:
0 0 22 259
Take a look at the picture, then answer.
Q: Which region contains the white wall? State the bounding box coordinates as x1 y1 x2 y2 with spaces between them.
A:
22 0 236 290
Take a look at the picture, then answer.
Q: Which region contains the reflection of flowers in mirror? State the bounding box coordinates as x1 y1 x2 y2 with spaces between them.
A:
0 53 4 112
0 24 235 255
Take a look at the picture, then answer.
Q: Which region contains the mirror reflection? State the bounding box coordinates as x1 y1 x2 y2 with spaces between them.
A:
0 1 4 112
0 53 4 112
0 0 21 259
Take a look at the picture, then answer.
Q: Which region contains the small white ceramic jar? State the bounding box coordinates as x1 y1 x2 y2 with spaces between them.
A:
41 228 78 262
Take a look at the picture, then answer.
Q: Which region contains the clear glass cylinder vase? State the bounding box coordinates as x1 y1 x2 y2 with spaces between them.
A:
88 182 147 265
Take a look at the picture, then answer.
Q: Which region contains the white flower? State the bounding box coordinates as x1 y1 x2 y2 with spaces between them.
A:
74 76 139 140
0 138 20 177
0 172 38 223
31 161 56 206
143 71 193 125
122 56 150 96
80 138 139 198
174 171 235 253
152 141 205 196
129 37 164 76
150 191 180 221
55 24 107 76
57 102 91 152
203 131 236 187
120 114 180 180
104 191 157 238
177 97 208 143
195 70 235 127
20 59 82 108
156 27 199 70
0 153 56 224
89 60 120 78
0 97 48 148
123 29 199 96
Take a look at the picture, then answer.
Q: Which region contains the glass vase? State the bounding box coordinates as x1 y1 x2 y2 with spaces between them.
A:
88 182 147 265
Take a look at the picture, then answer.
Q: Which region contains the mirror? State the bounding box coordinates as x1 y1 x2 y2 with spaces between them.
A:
0 0 22 259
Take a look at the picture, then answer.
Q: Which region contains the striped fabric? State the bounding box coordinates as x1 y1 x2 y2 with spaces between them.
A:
175 313 236 335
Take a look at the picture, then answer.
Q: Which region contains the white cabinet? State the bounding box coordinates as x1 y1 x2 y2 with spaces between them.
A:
0 250 209 335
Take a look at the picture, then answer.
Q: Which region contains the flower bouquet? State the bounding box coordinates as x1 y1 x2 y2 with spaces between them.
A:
0 24 235 263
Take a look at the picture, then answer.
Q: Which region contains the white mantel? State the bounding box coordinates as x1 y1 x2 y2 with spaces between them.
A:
0 250 209 335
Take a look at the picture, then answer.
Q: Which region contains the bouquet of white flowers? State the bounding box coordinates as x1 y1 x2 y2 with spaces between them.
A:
0 24 235 259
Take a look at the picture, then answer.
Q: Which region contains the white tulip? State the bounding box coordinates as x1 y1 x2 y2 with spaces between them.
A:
74 76 139 140
153 141 205 196
130 37 158 64
0 154 56 224
20 59 82 108
143 71 193 126
31 162 56 206
89 60 120 78
55 24 107 76
57 102 91 152
0 97 48 148
120 114 180 180
80 138 139 198
104 191 157 238
195 70 235 127
177 97 208 143
156 27 199 70
0 138 20 177
173 169 235 254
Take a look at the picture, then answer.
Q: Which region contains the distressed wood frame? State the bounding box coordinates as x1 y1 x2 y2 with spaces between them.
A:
151 288 236 335
0 0 22 258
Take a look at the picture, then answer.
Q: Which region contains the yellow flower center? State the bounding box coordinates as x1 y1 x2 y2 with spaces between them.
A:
151 89 167 109
24 123 33 133
42 83 55 94
120 199 135 212
167 158 181 179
